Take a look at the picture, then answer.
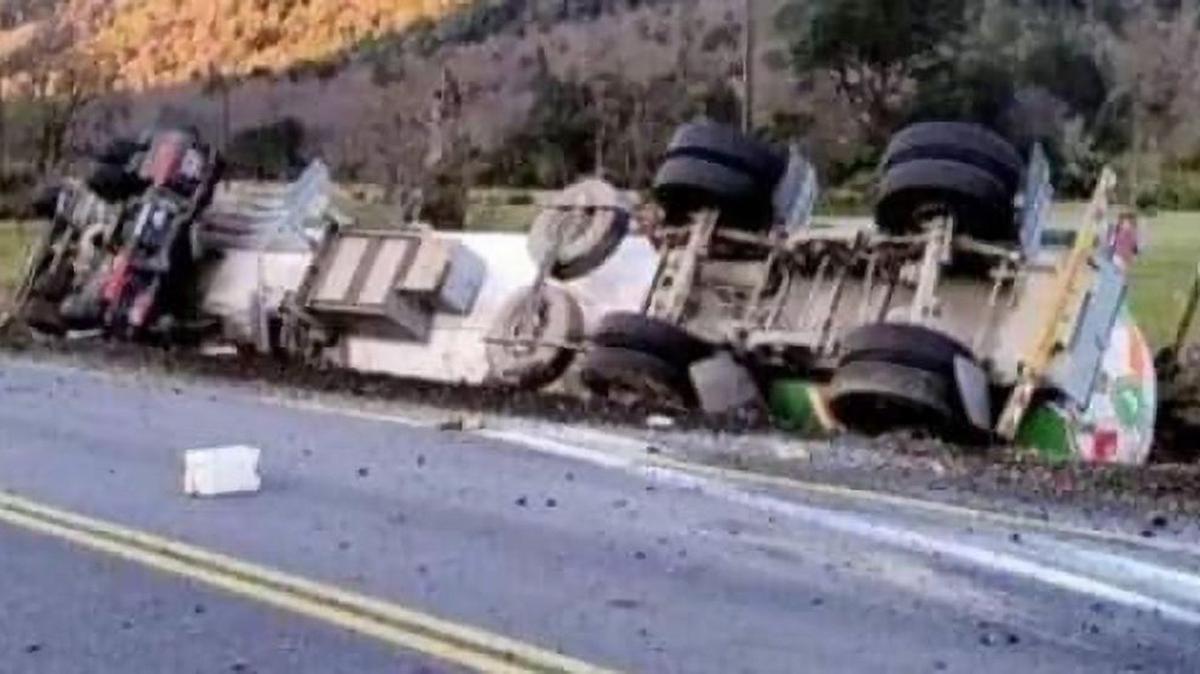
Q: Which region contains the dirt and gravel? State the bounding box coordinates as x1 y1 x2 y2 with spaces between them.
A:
3 329 1200 529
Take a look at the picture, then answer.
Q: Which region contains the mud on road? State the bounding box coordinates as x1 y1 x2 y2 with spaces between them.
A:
3 332 1200 530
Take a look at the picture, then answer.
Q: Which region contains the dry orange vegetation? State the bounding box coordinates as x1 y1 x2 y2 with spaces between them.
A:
81 0 464 88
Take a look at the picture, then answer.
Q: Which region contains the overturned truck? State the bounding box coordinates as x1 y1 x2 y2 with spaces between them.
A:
12 122 1156 464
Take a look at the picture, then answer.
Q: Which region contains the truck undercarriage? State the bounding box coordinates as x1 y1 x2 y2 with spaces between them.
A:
4 121 1161 465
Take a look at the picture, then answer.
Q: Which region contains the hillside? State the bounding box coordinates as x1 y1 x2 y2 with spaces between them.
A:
0 0 471 88
0 0 1193 214
85 0 469 88
0 0 765 187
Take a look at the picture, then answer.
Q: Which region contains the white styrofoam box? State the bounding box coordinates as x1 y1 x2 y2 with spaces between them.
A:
183 445 262 497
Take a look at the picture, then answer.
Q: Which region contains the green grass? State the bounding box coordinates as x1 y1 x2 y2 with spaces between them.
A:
0 220 36 306
1127 210 1200 348
1016 203 1198 349
464 187 548 232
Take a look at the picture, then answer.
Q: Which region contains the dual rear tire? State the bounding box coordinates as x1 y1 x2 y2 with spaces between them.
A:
875 122 1023 242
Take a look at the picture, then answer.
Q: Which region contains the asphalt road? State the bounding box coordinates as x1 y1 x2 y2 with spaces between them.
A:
0 521 444 674
1 357 1199 673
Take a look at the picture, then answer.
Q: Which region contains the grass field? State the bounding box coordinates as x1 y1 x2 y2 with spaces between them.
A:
0 221 36 307
464 187 547 232
1127 210 1200 348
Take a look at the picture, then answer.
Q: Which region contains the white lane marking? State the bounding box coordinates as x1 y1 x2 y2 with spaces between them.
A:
1041 545 1200 599
493 425 1200 558
481 428 1200 626
642 466 1200 627
476 430 637 470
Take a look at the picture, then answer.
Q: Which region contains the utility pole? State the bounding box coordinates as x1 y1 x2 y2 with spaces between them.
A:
0 78 8 178
742 0 756 132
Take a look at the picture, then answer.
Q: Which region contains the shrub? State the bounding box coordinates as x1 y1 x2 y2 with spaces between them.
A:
1145 169 1200 211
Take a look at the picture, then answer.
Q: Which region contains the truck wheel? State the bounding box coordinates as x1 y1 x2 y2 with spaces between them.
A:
527 180 630 280
875 158 1015 241
86 162 147 203
653 155 773 229
23 297 67 335
31 182 62 220
828 360 958 436
654 154 759 204
882 122 1023 193
664 122 788 187
591 312 714 368
95 137 147 166
838 322 972 376
580 346 697 409
830 323 987 437
485 285 583 389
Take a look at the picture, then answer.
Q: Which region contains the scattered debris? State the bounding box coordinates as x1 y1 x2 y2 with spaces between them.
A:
65 329 104 341
437 413 485 432
645 415 675 429
606 598 641 610
183 445 262 497
198 343 239 358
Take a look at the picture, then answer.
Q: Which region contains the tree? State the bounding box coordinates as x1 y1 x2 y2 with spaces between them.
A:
780 0 968 141
1106 1 1200 195
27 60 112 172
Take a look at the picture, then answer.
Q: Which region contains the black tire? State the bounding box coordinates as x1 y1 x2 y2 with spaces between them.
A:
828 360 958 436
830 323 990 438
882 122 1023 193
592 312 714 367
31 183 61 219
838 322 972 376
485 285 583 389
653 155 774 229
580 346 697 408
528 207 629 281
665 122 787 187
86 162 147 203
23 297 67 336
654 154 760 203
875 158 1015 240
95 137 146 166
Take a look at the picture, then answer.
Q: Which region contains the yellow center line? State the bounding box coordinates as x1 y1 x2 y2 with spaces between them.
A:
0 491 619 674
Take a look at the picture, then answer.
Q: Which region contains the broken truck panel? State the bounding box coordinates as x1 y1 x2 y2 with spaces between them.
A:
297 227 485 340
199 161 335 253
1017 309 1157 464
1019 143 1054 259
1046 253 1127 408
